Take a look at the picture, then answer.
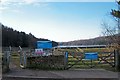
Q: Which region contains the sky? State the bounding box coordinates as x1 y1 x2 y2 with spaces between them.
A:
0 0 118 42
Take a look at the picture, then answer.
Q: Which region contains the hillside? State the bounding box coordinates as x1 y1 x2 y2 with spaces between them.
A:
1 23 58 48
61 36 114 46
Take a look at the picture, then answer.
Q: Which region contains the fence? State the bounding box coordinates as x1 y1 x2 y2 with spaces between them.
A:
2 46 117 71
19 47 67 70
2 47 67 70
66 51 115 70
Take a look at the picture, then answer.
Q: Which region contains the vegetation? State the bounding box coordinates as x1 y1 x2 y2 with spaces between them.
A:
61 36 119 46
101 1 120 71
111 1 120 71
26 55 65 70
1 23 58 48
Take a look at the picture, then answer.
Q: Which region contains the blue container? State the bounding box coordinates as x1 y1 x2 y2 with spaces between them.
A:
37 41 52 49
85 52 98 60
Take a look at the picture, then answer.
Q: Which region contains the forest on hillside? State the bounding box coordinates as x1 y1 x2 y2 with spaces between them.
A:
1 23 58 48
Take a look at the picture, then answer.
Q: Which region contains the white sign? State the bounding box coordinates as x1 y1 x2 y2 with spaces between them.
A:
35 49 44 55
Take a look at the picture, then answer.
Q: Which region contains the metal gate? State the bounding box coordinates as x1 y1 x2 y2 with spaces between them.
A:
2 47 11 73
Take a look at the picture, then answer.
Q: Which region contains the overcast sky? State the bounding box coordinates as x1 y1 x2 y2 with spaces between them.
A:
0 0 117 42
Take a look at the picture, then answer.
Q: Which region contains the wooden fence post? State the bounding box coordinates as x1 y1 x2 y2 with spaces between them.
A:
23 52 27 68
115 49 120 71
7 51 10 69
118 49 120 72
19 46 24 68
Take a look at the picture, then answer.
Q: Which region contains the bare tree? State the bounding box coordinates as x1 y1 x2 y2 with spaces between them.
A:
102 1 120 71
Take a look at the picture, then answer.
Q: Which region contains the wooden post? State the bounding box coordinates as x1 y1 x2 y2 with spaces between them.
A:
90 59 92 68
9 46 11 65
115 49 120 71
118 49 120 71
115 49 118 71
7 51 11 69
23 52 27 68
6 52 9 70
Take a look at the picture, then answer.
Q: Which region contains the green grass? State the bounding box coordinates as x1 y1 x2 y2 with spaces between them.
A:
58 47 114 53
8 52 20 68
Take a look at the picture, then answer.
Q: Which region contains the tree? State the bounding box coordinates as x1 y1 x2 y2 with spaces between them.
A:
102 1 120 71
1 23 58 48
111 1 120 18
111 1 120 71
